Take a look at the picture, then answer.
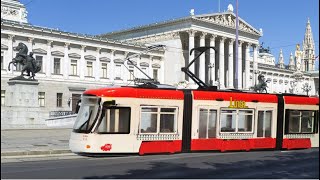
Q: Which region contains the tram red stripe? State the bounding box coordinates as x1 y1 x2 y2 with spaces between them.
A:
282 138 311 150
138 140 182 155
191 138 276 152
193 91 278 103
284 96 319 105
84 87 184 100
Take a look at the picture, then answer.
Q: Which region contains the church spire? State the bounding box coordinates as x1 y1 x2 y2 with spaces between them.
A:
277 49 285 68
302 17 315 71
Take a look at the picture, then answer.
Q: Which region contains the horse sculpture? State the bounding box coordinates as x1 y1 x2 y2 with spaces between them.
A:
8 42 41 80
250 74 268 93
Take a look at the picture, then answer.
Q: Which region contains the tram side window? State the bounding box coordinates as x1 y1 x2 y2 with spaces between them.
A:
285 110 318 134
97 107 131 134
220 109 254 133
257 110 272 137
140 106 178 134
199 109 217 138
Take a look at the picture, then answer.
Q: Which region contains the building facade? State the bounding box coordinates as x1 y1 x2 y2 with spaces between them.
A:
1 0 319 127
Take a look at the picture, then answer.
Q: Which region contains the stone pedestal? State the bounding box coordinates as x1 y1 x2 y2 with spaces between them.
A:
1 80 46 129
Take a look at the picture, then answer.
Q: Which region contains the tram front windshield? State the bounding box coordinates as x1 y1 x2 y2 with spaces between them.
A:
73 96 100 133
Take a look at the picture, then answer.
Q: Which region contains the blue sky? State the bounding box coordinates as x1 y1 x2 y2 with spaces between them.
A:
21 0 319 69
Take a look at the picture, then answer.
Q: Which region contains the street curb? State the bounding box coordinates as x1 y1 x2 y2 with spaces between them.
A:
1 149 72 157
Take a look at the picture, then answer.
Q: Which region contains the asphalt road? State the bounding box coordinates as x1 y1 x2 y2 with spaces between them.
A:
1 148 319 179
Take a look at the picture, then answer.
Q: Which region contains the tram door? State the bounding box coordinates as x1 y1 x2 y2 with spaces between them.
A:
256 109 274 138
198 107 217 139
72 94 82 113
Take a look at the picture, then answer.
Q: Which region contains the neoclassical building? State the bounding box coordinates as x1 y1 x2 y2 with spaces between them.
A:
1 0 319 125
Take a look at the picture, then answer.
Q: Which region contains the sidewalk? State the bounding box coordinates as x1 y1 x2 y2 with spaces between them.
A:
1 128 72 157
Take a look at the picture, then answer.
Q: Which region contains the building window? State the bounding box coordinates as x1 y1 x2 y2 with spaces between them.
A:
128 66 134 81
141 67 148 78
1 90 5 106
57 93 63 107
115 64 122 80
35 55 43 73
220 109 254 133
140 106 178 134
285 110 318 134
1 51 4 70
87 61 93 77
71 60 77 75
153 69 158 81
97 107 131 134
53 58 61 74
38 92 45 107
101 63 107 78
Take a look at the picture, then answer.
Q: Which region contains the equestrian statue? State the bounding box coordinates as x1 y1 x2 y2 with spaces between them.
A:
8 42 41 80
250 74 268 93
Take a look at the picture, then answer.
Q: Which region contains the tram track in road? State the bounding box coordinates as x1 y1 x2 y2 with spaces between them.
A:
1 148 318 179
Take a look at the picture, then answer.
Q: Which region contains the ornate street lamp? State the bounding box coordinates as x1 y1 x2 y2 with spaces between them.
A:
208 63 214 86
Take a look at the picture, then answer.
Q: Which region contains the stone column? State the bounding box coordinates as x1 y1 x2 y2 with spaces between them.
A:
245 43 251 89
237 41 243 89
209 34 216 85
123 51 129 82
149 56 153 79
110 50 115 81
28 37 34 53
252 44 258 86
7 35 15 73
228 38 234 88
95 47 101 81
63 42 70 79
219 37 226 89
199 32 206 82
80 45 86 80
46 40 52 77
160 58 165 83
188 30 196 76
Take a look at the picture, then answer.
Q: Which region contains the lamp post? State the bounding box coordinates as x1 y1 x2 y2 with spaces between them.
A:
208 63 214 86
302 83 312 96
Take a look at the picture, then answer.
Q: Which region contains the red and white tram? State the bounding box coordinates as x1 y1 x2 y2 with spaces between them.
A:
69 47 319 155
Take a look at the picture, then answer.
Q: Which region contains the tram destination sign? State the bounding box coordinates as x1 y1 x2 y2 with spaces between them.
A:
228 97 248 109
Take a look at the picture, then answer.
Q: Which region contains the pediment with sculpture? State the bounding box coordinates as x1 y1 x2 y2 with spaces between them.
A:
195 13 261 36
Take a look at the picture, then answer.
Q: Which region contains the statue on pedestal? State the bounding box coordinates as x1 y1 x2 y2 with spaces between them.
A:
250 74 268 93
8 42 41 80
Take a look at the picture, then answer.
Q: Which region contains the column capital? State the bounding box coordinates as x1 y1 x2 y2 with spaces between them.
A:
124 51 129 57
8 34 15 40
220 36 227 42
28 37 34 43
187 29 197 37
110 49 116 55
229 38 235 44
149 55 154 60
81 45 86 50
238 40 244 46
245 42 252 48
47 40 53 46
209 34 217 41
252 43 259 48
64 42 70 48
96 47 101 53
200 32 207 38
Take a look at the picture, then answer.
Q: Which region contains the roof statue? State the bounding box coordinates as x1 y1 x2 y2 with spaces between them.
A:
227 4 234 12
190 9 195 16
8 42 41 80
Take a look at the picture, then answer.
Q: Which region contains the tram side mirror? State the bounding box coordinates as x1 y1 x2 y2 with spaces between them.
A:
103 100 116 107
